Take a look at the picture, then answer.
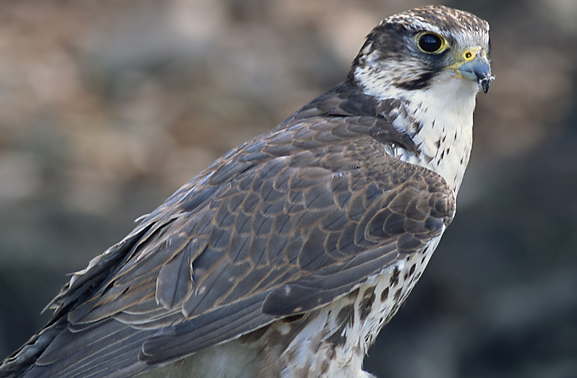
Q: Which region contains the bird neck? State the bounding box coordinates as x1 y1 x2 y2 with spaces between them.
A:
394 86 476 194
354 66 478 193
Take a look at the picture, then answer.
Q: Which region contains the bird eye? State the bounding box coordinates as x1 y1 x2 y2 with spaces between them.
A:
416 32 445 54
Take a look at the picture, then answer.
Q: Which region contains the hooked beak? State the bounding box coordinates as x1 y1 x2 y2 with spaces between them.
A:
455 51 493 93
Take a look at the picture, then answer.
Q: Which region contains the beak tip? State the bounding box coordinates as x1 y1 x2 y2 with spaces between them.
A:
480 75 494 94
456 53 493 94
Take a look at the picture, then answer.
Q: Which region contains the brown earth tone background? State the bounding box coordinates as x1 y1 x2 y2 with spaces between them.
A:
0 1 576 377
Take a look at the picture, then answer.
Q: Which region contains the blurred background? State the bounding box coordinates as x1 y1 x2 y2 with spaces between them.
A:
0 0 575 377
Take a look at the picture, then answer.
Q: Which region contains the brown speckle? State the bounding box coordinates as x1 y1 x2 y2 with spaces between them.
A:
404 263 417 280
336 304 355 326
326 304 356 348
393 288 403 301
380 287 389 302
389 267 400 287
346 288 360 300
359 287 376 321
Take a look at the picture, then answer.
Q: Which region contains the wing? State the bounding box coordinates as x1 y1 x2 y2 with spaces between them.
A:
0 83 455 378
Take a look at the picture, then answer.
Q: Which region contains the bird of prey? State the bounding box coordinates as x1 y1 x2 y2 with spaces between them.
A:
1 5 492 378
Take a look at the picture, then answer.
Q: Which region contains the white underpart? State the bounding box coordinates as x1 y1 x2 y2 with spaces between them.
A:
355 64 479 193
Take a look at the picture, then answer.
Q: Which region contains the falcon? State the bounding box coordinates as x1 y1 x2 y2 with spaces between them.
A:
1 5 492 378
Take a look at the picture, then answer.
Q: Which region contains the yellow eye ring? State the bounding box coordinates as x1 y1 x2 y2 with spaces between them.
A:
463 51 474 61
416 32 447 54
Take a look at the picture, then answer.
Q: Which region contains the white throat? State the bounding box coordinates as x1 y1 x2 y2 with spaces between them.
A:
355 66 479 193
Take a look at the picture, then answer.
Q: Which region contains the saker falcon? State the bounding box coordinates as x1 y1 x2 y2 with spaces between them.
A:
0 5 492 378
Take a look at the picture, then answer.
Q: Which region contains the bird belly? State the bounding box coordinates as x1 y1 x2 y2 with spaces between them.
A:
259 237 441 377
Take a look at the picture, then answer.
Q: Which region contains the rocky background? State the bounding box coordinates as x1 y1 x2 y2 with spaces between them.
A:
0 1 576 377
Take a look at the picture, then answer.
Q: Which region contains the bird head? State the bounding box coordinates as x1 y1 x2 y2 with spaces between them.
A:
350 5 493 99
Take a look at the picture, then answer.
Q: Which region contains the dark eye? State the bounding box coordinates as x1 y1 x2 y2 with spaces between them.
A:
417 33 444 53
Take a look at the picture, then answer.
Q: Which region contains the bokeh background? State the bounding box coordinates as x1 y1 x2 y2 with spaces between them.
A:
0 1 576 377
